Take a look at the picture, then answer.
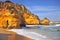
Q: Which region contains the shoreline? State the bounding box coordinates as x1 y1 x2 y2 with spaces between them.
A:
8 29 48 40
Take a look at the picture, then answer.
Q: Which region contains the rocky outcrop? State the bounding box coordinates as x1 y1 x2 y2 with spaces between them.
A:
0 0 40 29
40 18 50 25
0 8 21 29
23 13 40 25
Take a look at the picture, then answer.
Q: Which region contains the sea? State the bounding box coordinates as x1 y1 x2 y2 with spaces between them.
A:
9 24 60 40
22 24 60 40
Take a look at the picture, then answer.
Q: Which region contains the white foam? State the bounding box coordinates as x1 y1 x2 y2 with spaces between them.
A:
8 29 48 40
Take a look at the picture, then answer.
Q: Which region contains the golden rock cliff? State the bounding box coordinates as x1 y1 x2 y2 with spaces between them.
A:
18 5 40 25
0 1 40 29
23 13 40 25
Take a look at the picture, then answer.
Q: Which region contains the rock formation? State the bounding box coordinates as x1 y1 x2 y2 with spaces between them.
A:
23 13 40 25
0 0 40 29
40 18 50 25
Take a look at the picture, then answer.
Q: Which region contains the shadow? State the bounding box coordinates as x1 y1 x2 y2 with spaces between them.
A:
20 14 26 28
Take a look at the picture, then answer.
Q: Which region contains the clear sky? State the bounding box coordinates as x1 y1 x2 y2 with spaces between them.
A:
1 0 60 22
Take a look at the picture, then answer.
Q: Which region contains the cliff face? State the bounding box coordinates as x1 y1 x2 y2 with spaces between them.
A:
19 5 40 25
23 13 40 25
0 1 40 29
0 7 21 29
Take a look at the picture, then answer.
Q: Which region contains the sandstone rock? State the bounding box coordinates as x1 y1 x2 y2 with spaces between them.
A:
40 18 50 25
0 0 40 29
23 13 40 25
0 8 21 29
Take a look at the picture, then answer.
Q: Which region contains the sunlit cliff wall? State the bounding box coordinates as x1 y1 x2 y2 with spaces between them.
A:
23 13 40 25
0 8 21 29
21 5 40 25
0 1 40 29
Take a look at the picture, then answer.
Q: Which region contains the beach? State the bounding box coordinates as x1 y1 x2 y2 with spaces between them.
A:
8 25 60 40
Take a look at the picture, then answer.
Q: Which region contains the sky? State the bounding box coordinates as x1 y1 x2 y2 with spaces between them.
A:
1 0 60 22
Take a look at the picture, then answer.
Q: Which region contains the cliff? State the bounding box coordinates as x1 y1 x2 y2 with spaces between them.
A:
23 13 40 25
0 0 40 29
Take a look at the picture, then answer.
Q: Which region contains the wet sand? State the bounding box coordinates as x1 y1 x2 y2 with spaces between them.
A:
0 29 32 40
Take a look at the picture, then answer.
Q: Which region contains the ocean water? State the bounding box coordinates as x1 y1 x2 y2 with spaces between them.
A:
22 25 60 40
